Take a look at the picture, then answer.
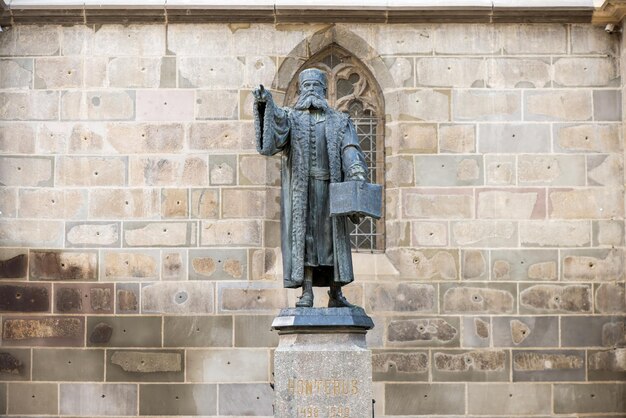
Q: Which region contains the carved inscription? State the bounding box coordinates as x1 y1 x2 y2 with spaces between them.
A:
287 378 360 417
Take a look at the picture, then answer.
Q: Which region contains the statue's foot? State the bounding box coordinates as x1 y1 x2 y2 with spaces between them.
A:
328 290 355 308
295 292 314 308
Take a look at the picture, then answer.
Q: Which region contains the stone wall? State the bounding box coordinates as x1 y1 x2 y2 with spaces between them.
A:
0 22 624 417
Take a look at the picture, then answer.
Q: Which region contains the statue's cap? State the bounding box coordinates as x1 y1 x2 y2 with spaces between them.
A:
299 68 327 87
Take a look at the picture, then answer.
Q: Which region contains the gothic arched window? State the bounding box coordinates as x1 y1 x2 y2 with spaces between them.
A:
285 45 385 252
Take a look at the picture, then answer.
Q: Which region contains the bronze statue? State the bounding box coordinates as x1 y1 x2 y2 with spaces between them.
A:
253 68 370 308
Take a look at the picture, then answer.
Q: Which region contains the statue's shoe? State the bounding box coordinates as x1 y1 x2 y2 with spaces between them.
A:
295 293 314 308
327 290 355 308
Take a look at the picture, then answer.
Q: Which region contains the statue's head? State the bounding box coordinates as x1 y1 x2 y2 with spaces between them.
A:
295 68 328 110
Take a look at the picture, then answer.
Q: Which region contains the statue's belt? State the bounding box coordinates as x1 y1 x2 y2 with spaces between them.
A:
309 168 330 180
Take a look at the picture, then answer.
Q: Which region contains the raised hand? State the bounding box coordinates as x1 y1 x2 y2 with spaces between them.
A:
252 84 272 103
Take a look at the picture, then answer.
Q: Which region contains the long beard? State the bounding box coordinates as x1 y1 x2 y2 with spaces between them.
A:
294 92 329 111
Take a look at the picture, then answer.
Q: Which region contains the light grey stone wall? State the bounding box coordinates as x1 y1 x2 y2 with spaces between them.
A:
0 22 624 417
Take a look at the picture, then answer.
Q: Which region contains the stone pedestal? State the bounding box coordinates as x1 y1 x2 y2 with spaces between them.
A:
272 307 374 418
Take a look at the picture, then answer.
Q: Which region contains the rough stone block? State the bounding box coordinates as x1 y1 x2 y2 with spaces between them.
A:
0 59 33 89
432 349 509 381
200 220 262 247
7 382 58 415
92 24 164 55
107 349 184 382
561 316 626 347
83 57 107 88
477 188 545 219
386 316 460 347
161 188 188 218
486 57 550 88
234 315 278 348
0 249 28 280
468 382 551 415
0 25 60 56
454 90 521 121
136 90 194 121
33 348 104 382
384 56 414 87
130 156 208 187
34 57 82 89
513 350 585 382
461 250 488 280
102 250 159 281
478 123 550 153
239 154 280 186
525 90 592 121
0 283 50 313
518 154 586 186
550 188 623 219
2 316 84 347
0 187 16 218
502 24 566 53
491 249 558 281
393 89 450 122
595 283 626 314
61 91 135 121
189 121 245 151
554 383 626 414
554 123 621 153
196 90 239 120
411 221 447 247
62 122 107 154
462 317 491 348
116 283 139 313
123 221 196 247
415 155 483 186
0 156 54 187
0 123 36 154
141 281 214 314
218 283 287 313
0 348 30 381
65 221 120 248
219 383 274 416
54 283 113 314
442 283 516 314
386 155 414 187
57 156 127 186
179 56 244 88
106 123 184 154
554 57 618 87
562 249 624 281
29 250 97 281
373 25 433 55
386 248 458 280
89 188 159 219
594 89 622 121
452 220 517 247
108 57 174 88
402 188 473 219
19 189 86 219
59 383 137 416
0 91 59 121
166 24 232 56
434 24 499 54
222 188 279 219
0 220 63 247
189 249 248 280
416 57 485 87
385 383 465 415
588 154 623 187
571 24 618 54
372 350 428 382
386 123 437 155
163 316 232 347
365 283 436 313
187 349 268 382
139 383 217 416
207 154 236 185
438 124 475 153
485 155 516 185
520 284 591 314
190 188 219 219
86 316 162 347
520 221 591 247
588 348 626 381
162 250 187 281
492 316 558 347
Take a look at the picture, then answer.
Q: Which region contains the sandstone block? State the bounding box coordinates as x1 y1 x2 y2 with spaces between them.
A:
386 155 414 187
0 91 58 121
0 156 53 187
520 284 591 314
594 89 622 121
518 154 586 186
365 283 435 313
0 283 50 313
0 25 60 56
0 220 63 247
520 221 590 247
106 123 184 154
47 122 105 154
33 348 104 382
234 315 279 348
486 57 550 88
513 350 585 382
386 383 465 415
561 316 626 347
187 349 268 382
485 155 516 185
554 383 626 414
554 57 618 87
200 220 262 247
83 57 107 87
191 188 219 219
525 90 592 121
8 382 58 415
595 283 626 314
102 250 159 281
243 55 276 88
218 283 287 313
478 123 550 153
402 189 473 219
594 220 625 247
462 317 491 347
30 250 97 281
130 156 208 187
61 91 135 121
461 250 488 280
136 90 194 121
162 250 187 281
161 188 188 218
411 221 447 247
139 383 217 416
416 58 485 87
491 249 558 281
0 59 33 89
65 222 120 248
384 56 414 87
116 283 139 313
502 24 566 54
163 316 232 347
61 26 93 55
434 24 500 54
442 284 516 314
588 154 623 187
571 24 618 54
386 248 458 280
468 382 551 415
107 350 184 382
433 349 509 381
249 247 280 281
386 316 460 347
123 221 196 247
0 188 16 218
386 188 399 219
2 316 84 347
58 156 127 186
549 188 623 219
166 24 232 56
239 154 280 186
59 383 137 416
492 316 559 347
372 350 428 382
109 57 173 88
34 57 82 89
554 123 621 153
209 154 236 185
189 249 248 280
395 89 450 122
54 283 114 314
477 189 545 219
86 316 162 347
142 281 214 314
93 24 165 56
588 348 626 381
19 188 86 219
562 249 624 281
438 124 475 153
219 383 274 416
89 188 159 219
0 249 28 280
453 90 521 121
222 188 279 219
0 123 35 154
415 155 483 186
386 123 437 155
0 348 31 381
179 56 244 88
452 220 517 247
374 25 433 54
196 90 239 120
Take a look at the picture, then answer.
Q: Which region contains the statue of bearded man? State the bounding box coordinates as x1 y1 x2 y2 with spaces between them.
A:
253 68 368 308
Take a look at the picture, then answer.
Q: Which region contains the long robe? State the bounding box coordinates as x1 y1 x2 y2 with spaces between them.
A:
254 99 367 289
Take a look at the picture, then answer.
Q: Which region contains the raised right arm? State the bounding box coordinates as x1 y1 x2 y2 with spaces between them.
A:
253 85 290 156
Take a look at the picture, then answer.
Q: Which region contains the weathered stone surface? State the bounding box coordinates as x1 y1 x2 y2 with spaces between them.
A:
161 188 188 218
491 249 558 281
30 250 97 281
124 221 195 247
0 187 16 218
93 25 165 56
520 221 590 247
365 283 435 313
588 154 623 187
433 349 508 381
196 90 239 120
19 189 86 219
200 220 262 247
179 56 244 88
392 89 450 122
136 90 193 121
372 350 428 381
525 90 592 121
190 188 219 219
142 281 214 314
513 350 585 382
0 59 33 89
7 382 59 415
108 57 173 88
477 189 544 219
485 155 516 185
234 315 278 348
417 58 485 87
588 348 626 381
452 221 517 247
492 316 558 347
61 91 135 121
219 283 287 313
571 24 617 54
106 123 184 154
461 250 487 280
103 251 159 281
554 383 626 414
386 317 460 347
434 24 499 54
162 250 186 281
594 89 622 121
59 383 137 416
57 156 127 186
34 57 82 89
595 283 626 314
402 189 473 219
454 90 521 121
549 188 623 219
222 188 279 219
116 283 139 313
0 25 60 56
2 316 84 347
189 249 248 280
0 349 30 381
468 382 552 415
0 250 28 280
189 121 244 151
32 349 104 382
0 124 35 154
386 221 410 247
0 91 59 121
518 154 586 186
89 188 159 219
55 284 113 314
442 284 515 314
520 284 591 314
386 123 437 154
411 221 447 247
209 154 236 185
385 56 414 87
554 57 618 87
129 156 208 186
65 222 120 248
562 249 623 281
0 156 53 187
462 317 490 348
554 123 621 153
502 24 566 54
478 123 550 153
86 317 162 347
386 383 465 415
415 155 482 186
139 383 217 416
220 383 274 416
0 220 63 247
486 57 550 88
163 316 232 347
439 124 475 153
187 349 268 382
239 154 280 186
0 283 50 313
387 248 458 280
561 316 626 347
108 350 183 382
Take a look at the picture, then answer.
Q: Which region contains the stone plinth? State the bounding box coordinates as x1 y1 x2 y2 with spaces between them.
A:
272 307 374 418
